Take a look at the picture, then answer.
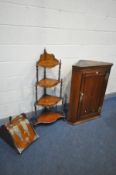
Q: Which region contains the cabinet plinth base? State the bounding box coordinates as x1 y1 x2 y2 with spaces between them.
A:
35 111 64 125
68 115 100 125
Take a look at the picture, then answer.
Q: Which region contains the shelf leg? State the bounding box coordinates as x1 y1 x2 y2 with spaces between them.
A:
60 79 63 98
58 60 61 81
34 104 37 117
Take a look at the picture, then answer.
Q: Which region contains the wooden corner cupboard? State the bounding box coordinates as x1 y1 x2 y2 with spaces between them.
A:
68 60 113 124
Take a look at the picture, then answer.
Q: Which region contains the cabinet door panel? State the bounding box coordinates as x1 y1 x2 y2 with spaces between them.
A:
78 71 107 119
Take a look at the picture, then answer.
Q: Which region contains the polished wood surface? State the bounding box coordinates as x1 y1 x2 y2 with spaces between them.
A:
35 111 63 124
37 78 60 88
36 95 61 106
37 49 59 68
68 60 113 124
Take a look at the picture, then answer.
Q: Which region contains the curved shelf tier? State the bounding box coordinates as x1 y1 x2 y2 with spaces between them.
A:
35 111 64 124
37 49 59 68
37 78 60 88
36 95 61 107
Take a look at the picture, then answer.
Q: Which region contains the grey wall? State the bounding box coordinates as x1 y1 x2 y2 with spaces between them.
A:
0 0 116 119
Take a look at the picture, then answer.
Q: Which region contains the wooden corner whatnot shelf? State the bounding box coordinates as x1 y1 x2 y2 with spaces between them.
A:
34 49 64 125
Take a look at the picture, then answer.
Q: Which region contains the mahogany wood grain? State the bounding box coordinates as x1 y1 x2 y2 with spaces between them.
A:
68 60 113 124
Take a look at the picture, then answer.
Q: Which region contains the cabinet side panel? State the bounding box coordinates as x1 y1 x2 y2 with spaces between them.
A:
68 69 82 123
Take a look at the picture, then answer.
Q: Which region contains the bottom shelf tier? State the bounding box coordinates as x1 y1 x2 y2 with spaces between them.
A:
35 111 64 125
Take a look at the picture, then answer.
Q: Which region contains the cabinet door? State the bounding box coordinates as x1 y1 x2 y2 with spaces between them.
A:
78 69 109 120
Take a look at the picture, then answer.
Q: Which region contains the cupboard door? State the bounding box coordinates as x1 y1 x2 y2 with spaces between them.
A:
78 70 109 120
68 69 82 122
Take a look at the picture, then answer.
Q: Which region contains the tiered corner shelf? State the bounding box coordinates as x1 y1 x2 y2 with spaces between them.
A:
34 49 64 125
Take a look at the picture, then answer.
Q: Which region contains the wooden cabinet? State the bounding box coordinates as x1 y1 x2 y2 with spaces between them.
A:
68 60 113 124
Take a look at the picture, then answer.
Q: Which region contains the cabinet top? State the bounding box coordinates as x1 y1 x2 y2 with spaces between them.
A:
73 60 113 69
